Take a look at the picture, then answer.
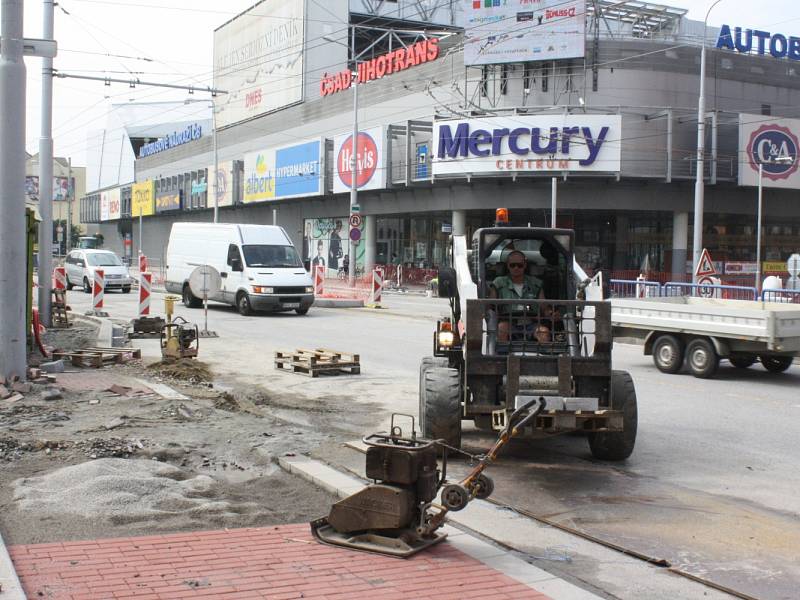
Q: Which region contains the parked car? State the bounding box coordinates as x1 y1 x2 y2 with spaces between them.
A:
165 222 314 315
64 249 133 293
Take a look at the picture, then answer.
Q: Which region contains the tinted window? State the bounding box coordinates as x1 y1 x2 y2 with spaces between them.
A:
242 245 302 268
87 253 123 267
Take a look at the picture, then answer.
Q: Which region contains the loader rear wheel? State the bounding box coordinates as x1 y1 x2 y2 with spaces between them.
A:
652 334 684 374
420 367 461 451
588 370 637 461
729 354 756 369
759 355 793 373
418 357 448 434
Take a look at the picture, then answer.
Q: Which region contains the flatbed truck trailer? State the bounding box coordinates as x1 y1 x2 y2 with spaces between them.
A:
611 296 800 378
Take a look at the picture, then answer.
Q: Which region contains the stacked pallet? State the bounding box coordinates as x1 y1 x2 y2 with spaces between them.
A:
274 348 360 377
52 347 141 368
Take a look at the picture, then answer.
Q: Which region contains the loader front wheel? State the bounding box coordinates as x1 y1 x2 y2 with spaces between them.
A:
588 370 637 461
420 367 461 451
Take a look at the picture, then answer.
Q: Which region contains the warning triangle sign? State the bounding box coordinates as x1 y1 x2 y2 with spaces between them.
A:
695 248 716 277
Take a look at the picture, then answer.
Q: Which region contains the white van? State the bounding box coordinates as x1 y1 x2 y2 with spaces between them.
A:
165 223 314 315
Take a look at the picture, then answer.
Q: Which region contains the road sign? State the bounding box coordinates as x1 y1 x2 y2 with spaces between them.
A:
788 253 800 278
349 214 362 228
349 228 362 242
351 204 361 213
189 265 221 297
695 248 716 277
697 275 715 297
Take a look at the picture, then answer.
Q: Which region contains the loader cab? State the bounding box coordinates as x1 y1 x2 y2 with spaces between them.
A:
473 227 576 301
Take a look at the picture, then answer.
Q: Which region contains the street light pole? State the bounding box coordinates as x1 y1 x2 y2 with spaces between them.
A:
692 0 724 282
348 25 358 286
37 0 55 327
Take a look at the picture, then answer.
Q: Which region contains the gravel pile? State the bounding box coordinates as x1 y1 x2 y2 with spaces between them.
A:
13 458 237 521
74 437 144 459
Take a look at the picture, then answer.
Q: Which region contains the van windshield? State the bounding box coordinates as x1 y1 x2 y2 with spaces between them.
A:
242 245 303 268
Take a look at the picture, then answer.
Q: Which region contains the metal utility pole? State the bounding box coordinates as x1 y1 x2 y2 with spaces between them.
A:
0 0 28 379
212 103 218 223
66 157 72 252
37 0 55 327
348 26 358 286
551 177 557 226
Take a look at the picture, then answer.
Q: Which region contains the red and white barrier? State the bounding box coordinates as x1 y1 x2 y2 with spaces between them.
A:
93 269 105 310
313 265 325 296
139 272 152 316
53 266 67 291
139 254 148 274
370 267 383 305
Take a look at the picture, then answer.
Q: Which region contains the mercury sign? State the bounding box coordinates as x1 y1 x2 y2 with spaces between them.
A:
717 25 800 60
739 114 800 189
432 115 622 177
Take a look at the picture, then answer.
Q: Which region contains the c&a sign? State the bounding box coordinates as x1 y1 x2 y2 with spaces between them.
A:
739 114 800 189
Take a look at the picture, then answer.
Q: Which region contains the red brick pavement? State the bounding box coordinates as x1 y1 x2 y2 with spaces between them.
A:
10 524 552 600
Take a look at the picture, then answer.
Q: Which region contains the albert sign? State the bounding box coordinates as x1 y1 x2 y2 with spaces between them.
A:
432 115 622 177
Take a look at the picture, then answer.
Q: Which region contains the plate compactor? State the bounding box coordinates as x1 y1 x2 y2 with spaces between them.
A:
310 399 544 558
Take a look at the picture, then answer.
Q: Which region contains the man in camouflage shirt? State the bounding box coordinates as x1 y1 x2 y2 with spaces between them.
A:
489 250 550 343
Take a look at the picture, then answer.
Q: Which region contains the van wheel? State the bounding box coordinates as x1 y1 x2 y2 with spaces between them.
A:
588 370 637 461
182 285 202 308
83 277 91 294
236 292 253 316
295 307 309 315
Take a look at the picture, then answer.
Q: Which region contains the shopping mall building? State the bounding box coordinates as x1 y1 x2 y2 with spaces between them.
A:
81 0 800 280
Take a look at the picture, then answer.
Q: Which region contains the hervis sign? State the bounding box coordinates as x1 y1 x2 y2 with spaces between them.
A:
432 115 622 177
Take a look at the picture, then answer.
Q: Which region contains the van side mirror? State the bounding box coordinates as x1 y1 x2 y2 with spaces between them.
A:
230 258 243 272
438 267 457 299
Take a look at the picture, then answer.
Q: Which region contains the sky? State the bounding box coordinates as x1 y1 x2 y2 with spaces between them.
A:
18 0 800 168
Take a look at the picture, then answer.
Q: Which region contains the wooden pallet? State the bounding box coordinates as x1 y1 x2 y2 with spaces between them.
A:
52 347 140 368
274 348 360 377
51 290 71 328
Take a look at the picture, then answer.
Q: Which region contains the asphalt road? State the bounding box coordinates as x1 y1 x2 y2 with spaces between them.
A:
65 288 800 598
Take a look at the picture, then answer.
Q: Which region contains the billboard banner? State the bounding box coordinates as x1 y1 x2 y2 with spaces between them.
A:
464 0 586 66
213 0 304 129
303 217 364 276
275 140 323 199
243 149 276 203
100 191 110 221
432 115 622 177
106 188 121 220
333 127 387 194
155 190 181 213
131 181 155 217
208 160 234 208
25 176 74 202
739 113 800 189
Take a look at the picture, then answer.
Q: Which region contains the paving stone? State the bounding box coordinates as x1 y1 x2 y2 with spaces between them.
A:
39 360 65 374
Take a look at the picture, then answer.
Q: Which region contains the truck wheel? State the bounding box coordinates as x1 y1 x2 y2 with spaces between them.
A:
686 338 719 379
652 334 684 374
182 285 202 308
236 292 253 316
759 355 793 373
420 367 461 451
729 354 756 369
588 370 637 461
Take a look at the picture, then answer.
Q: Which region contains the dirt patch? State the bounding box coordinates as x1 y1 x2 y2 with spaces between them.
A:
40 323 98 354
148 359 213 384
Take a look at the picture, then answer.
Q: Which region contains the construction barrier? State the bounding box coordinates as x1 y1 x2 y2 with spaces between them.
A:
370 267 383 305
139 254 148 274
53 266 67 291
314 265 325 296
92 269 105 310
139 272 152 316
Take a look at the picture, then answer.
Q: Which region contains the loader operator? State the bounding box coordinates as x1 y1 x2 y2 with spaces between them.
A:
489 250 551 343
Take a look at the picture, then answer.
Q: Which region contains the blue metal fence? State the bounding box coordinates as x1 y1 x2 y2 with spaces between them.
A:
611 279 762 301
761 288 800 304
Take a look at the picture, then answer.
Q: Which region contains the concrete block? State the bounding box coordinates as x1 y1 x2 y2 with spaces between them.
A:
39 360 65 373
0 385 10 400
12 382 32 394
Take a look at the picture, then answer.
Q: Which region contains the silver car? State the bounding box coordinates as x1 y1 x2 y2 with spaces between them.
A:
64 249 133 294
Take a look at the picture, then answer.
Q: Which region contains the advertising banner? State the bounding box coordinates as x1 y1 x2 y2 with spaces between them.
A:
106 187 121 220
333 126 387 194
432 115 622 177
464 0 586 66
208 160 234 208
275 140 323 199
100 191 110 221
302 217 362 276
24 176 74 202
131 181 155 217
739 114 800 189
155 190 181 213
213 0 304 129
724 261 758 275
243 150 276 203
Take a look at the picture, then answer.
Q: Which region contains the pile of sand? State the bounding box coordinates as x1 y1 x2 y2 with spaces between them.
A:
13 458 247 522
148 360 213 384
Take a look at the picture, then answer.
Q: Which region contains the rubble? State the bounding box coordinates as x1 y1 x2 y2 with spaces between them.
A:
12 382 32 394
76 437 145 459
39 359 65 374
42 388 64 401
0 385 11 399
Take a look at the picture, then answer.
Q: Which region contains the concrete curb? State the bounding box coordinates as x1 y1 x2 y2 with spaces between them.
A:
278 454 601 600
72 313 114 346
313 298 364 308
0 529 25 600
